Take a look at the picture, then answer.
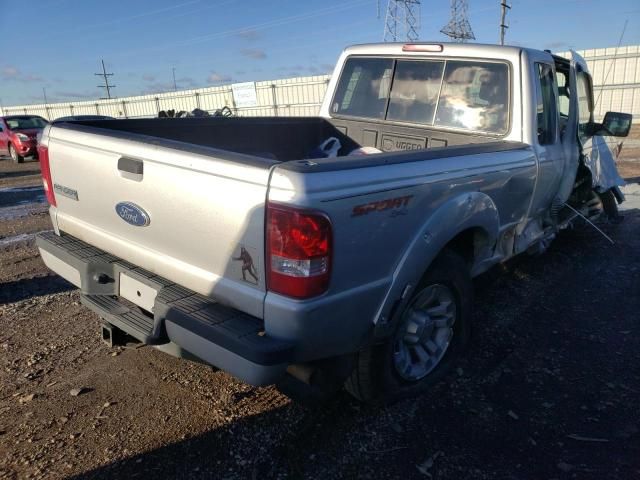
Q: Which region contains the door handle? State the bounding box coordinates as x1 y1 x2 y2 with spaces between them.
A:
118 157 143 175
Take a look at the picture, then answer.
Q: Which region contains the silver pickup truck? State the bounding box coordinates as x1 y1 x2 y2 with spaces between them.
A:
36 43 631 402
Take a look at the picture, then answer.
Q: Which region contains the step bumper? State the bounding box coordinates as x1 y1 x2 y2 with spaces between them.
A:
36 230 293 386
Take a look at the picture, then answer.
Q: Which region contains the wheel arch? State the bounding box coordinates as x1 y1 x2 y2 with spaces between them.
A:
443 226 493 269
373 191 500 336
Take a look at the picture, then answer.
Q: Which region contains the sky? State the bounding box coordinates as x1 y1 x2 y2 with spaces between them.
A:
0 0 639 106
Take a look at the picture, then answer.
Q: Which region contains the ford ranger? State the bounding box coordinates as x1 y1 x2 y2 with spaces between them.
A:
35 43 632 402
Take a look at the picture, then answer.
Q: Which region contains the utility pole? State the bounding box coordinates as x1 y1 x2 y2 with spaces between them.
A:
383 0 421 42
500 0 511 45
42 87 50 120
95 59 115 100
441 0 475 43
172 67 177 91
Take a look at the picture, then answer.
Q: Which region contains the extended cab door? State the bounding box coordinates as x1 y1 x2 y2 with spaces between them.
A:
573 65 625 191
526 52 565 217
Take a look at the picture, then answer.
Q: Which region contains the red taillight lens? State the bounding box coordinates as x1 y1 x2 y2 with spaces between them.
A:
37 145 56 207
267 203 332 299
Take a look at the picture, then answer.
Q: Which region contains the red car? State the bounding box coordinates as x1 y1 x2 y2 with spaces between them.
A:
0 115 48 163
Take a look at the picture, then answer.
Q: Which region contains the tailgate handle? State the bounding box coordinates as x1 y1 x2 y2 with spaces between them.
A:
118 157 143 175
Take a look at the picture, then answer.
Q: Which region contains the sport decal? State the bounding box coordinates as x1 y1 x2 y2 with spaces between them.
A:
352 195 413 217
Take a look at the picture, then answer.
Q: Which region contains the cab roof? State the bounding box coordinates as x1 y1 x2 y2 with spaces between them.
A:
343 42 541 60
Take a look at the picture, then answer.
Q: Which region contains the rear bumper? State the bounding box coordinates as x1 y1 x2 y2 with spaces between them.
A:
36 231 293 386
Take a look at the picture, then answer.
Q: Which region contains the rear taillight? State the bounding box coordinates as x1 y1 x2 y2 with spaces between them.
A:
37 145 56 207
267 203 332 299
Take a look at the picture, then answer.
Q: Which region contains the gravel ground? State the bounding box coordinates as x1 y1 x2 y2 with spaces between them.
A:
0 155 639 480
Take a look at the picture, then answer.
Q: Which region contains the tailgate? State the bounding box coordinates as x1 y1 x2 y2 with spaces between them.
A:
46 125 276 318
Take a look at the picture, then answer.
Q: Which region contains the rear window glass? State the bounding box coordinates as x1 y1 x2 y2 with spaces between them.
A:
434 61 509 134
332 57 510 135
387 60 444 124
331 57 394 119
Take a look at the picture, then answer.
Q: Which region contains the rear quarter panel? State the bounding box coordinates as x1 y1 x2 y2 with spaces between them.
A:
265 145 536 361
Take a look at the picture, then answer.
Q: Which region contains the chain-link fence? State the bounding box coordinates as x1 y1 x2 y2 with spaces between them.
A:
0 75 331 120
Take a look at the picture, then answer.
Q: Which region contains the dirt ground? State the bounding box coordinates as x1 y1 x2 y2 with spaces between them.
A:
1 152 639 480
617 125 640 165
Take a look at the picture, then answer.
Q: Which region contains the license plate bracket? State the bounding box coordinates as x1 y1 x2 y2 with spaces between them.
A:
119 273 158 312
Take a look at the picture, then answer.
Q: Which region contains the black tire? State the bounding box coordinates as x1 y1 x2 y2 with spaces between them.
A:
599 189 621 222
8 144 24 164
345 249 473 403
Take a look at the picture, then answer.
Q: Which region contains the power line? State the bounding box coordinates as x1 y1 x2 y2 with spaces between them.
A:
95 59 115 100
383 0 421 42
114 0 371 58
499 0 511 45
594 19 628 111
441 0 475 43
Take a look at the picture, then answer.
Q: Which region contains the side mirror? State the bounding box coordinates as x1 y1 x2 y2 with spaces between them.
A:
590 111 633 137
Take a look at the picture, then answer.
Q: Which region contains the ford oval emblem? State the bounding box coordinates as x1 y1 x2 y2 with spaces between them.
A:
115 202 150 227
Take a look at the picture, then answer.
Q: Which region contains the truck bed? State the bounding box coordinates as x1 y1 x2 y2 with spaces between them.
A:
54 117 359 162
55 116 500 162
43 115 520 326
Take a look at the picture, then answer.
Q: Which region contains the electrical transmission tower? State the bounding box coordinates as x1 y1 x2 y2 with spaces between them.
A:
440 0 475 43
383 0 421 42
95 59 115 100
499 0 511 45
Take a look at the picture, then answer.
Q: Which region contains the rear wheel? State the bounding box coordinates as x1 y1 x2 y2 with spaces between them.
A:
345 249 473 403
8 144 24 163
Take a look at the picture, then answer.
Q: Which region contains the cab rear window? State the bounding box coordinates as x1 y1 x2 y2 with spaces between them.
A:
331 56 510 135
332 57 394 119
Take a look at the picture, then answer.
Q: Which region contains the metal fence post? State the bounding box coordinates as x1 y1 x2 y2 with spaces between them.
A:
155 97 160 115
95 103 100 115
228 89 238 116
195 92 201 109
271 84 278 117
121 100 128 118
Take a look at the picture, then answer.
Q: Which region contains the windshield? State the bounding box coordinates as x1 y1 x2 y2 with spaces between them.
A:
5 117 48 130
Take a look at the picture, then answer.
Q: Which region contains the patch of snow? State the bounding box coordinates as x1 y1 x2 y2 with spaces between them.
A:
619 183 640 211
0 233 35 248
0 185 44 194
0 202 48 221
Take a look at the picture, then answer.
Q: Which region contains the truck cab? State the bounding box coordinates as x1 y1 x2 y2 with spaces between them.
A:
320 43 628 226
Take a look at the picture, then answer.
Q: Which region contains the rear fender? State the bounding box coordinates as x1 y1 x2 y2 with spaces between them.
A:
373 192 499 336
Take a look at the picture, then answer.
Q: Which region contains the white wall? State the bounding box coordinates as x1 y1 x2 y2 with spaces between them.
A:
2 43 639 122
0 75 331 120
557 45 640 121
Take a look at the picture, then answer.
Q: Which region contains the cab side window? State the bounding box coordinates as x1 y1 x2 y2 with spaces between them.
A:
555 70 570 118
534 63 558 145
576 71 594 142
